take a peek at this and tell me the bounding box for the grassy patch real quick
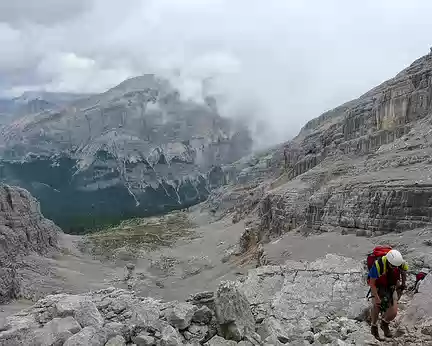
[81,211,197,259]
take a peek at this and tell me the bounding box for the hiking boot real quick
[371,325,382,340]
[381,320,393,338]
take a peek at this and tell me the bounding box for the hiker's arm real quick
[369,278,380,303]
[401,270,407,287]
[400,261,408,288]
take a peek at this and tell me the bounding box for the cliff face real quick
[0,184,60,303]
[0,75,252,232]
[207,51,432,240]
[259,52,432,238]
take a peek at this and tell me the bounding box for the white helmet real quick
[387,249,404,266]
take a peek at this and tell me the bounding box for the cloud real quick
[0,0,89,26]
[1,0,432,146]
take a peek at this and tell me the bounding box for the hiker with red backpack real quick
[367,246,408,340]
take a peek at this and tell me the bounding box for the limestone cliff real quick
[0,184,60,303]
[207,51,432,242]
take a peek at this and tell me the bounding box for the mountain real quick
[205,50,432,244]
[0,92,92,126]
[0,75,252,232]
[13,91,91,105]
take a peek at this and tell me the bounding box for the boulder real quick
[215,281,255,341]
[102,322,129,341]
[74,301,104,328]
[186,291,215,310]
[130,298,161,331]
[63,326,107,346]
[0,313,39,345]
[105,335,126,346]
[33,316,81,346]
[239,255,367,343]
[184,324,208,344]
[167,302,197,330]
[159,325,183,346]
[192,306,213,325]
[132,332,155,346]
[403,273,432,335]
[55,295,104,328]
[205,335,237,346]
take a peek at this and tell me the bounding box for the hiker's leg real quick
[370,296,382,339]
[383,291,398,322]
[371,296,380,325]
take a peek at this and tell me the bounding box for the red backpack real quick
[367,246,400,287]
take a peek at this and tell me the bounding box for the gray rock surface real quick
[204,52,432,245]
[0,184,59,261]
[239,254,368,344]
[0,75,252,231]
[159,324,183,346]
[0,184,60,303]
[1,258,432,345]
[33,316,81,346]
[205,335,237,345]
[132,332,155,346]
[215,281,255,341]
[62,326,107,346]
[105,335,126,346]
[192,306,213,325]
[403,273,432,335]
[167,302,197,330]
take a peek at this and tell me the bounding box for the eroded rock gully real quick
[1,254,431,345]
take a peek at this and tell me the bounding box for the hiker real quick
[368,248,408,339]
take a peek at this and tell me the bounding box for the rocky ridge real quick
[0,184,60,303]
[202,51,432,251]
[1,254,431,346]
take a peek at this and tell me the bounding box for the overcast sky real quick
[1,0,432,143]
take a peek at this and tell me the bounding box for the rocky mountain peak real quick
[0,74,252,231]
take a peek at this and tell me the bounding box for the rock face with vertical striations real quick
[206,51,432,244]
[0,184,60,303]
[0,75,252,232]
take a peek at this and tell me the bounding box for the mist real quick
[2,0,432,147]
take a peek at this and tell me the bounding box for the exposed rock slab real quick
[0,184,60,303]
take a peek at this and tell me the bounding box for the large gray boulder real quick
[215,281,255,341]
[167,302,198,330]
[192,306,213,325]
[33,316,81,346]
[55,295,104,328]
[403,273,432,335]
[105,335,126,346]
[205,335,237,346]
[159,324,183,346]
[238,254,368,344]
[63,326,107,346]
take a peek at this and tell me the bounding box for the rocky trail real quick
[1,189,432,345]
